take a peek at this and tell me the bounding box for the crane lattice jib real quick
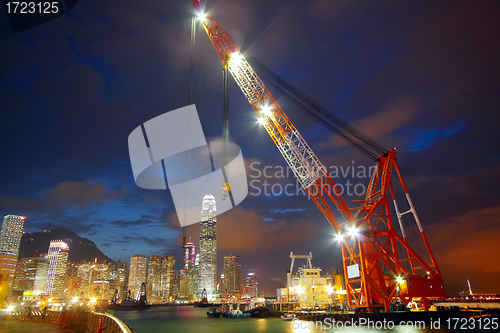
[193,1,353,223]
[194,0,446,311]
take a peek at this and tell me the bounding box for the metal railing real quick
[10,310,134,333]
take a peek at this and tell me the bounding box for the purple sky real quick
[1,0,499,296]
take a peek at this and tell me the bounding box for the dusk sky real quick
[1,1,499,296]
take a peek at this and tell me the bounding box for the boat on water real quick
[194,296,215,308]
[281,313,296,321]
[111,285,151,311]
[113,300,151,311]
[225,309,250,318]
[194,302,215,308]
[206,307,222,318]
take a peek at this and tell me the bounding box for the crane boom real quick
[193,0,445,311]
[193,1,353,226]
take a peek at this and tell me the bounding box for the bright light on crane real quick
[257,117,266,125]
[197,12,206,21]
[335,233,344,242]
[396,276,404,284]
[261,105,272,117]
[229,52,243,66]
[348,227,359,238]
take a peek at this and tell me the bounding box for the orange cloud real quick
[426,205,500,293]
[178,206,319,253]
[217,206,319,252]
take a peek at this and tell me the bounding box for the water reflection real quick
[115,307,460,333]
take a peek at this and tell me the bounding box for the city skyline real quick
[1,0,499,297]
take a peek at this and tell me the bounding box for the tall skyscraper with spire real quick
[199,194,217,300]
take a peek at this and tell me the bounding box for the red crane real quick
[193,0,445,311]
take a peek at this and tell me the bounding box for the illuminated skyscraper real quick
[77,263,92,298]
[115,260,128,300]
[223,255,241,298]
[0,215,26,254]
[0,215,26,291]
[12,257,49,293]
[183,241,196,270]
[193,253,200,299]
[178,269,189,298]
[161,256,175,301]
[44,240,69,297]
[129,255,147,300]
[90,263,111,300]
[245,273,258,298]
[199,194,217,300]
[147,255,162,303]
[180,239,196,299]
[0,253,17,293]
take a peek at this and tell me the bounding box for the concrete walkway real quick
[0,321,76,333]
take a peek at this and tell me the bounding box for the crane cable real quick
[247,57,390,161]
[183,9,197,241]
[222,56,235,205]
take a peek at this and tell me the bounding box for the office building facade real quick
[199,194,217,300]
[129,255,147,300]
[44,240,69,297]
[223,255,241,298]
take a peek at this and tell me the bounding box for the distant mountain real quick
[19,227,114,263]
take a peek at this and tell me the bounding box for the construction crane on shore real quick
[192,0,445,311]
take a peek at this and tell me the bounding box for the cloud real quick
[406,121,466,152]
[114,240,132,244]
[110,218,156,228]
[426,205,500,293]
[0,181,126,213]
[216,206,319,252]
[318,97,418,150]
[44,181,125,208]
[0,195,39,210]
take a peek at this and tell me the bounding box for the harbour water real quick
[114,306,489,332]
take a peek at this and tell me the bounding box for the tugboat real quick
[281,312,296,321]
[206,307,222,318]
[227,309,250,318]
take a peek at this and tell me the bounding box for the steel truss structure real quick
[193,0,445,311]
